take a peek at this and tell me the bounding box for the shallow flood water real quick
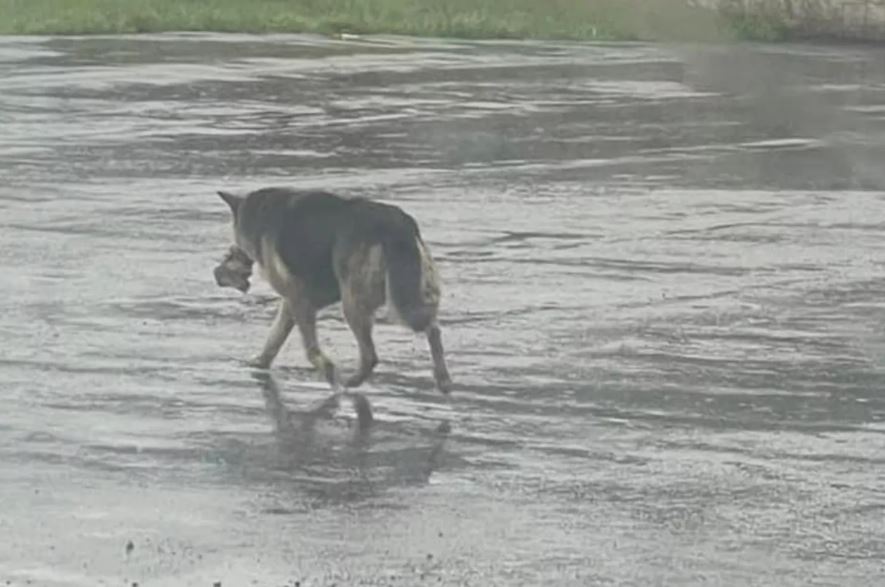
[1,33,885,586]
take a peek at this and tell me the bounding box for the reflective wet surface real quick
[1,33,885,585]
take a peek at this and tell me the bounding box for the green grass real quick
[0,0,741,41]
[716,2,791,42]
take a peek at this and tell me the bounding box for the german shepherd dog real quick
[213,187,452,394]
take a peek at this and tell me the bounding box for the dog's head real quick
[214,244,253,293]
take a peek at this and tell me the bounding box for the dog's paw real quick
[344,371,371,389]
[435,374,453,395]
[244,355,272,370]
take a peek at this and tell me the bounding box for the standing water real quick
[1,34,884,585]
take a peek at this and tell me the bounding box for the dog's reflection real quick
[251,371,452,491]
[253,370,372,447]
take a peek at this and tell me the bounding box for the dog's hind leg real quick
[382,234,452,393]
[342,294,378,389]
[426,321,452,394]
[290,297,340,389]
[248,299,294,369]
[337,244,385,389]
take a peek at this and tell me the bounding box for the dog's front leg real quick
[288,296,340,389]
[247,299,295,369]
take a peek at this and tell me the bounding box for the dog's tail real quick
[381,217,440,333]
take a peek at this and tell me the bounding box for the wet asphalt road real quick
[1,33,885,586]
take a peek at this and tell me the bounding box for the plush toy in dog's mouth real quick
[214,245,253,293]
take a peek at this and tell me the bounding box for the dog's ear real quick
[217,190,243,216]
